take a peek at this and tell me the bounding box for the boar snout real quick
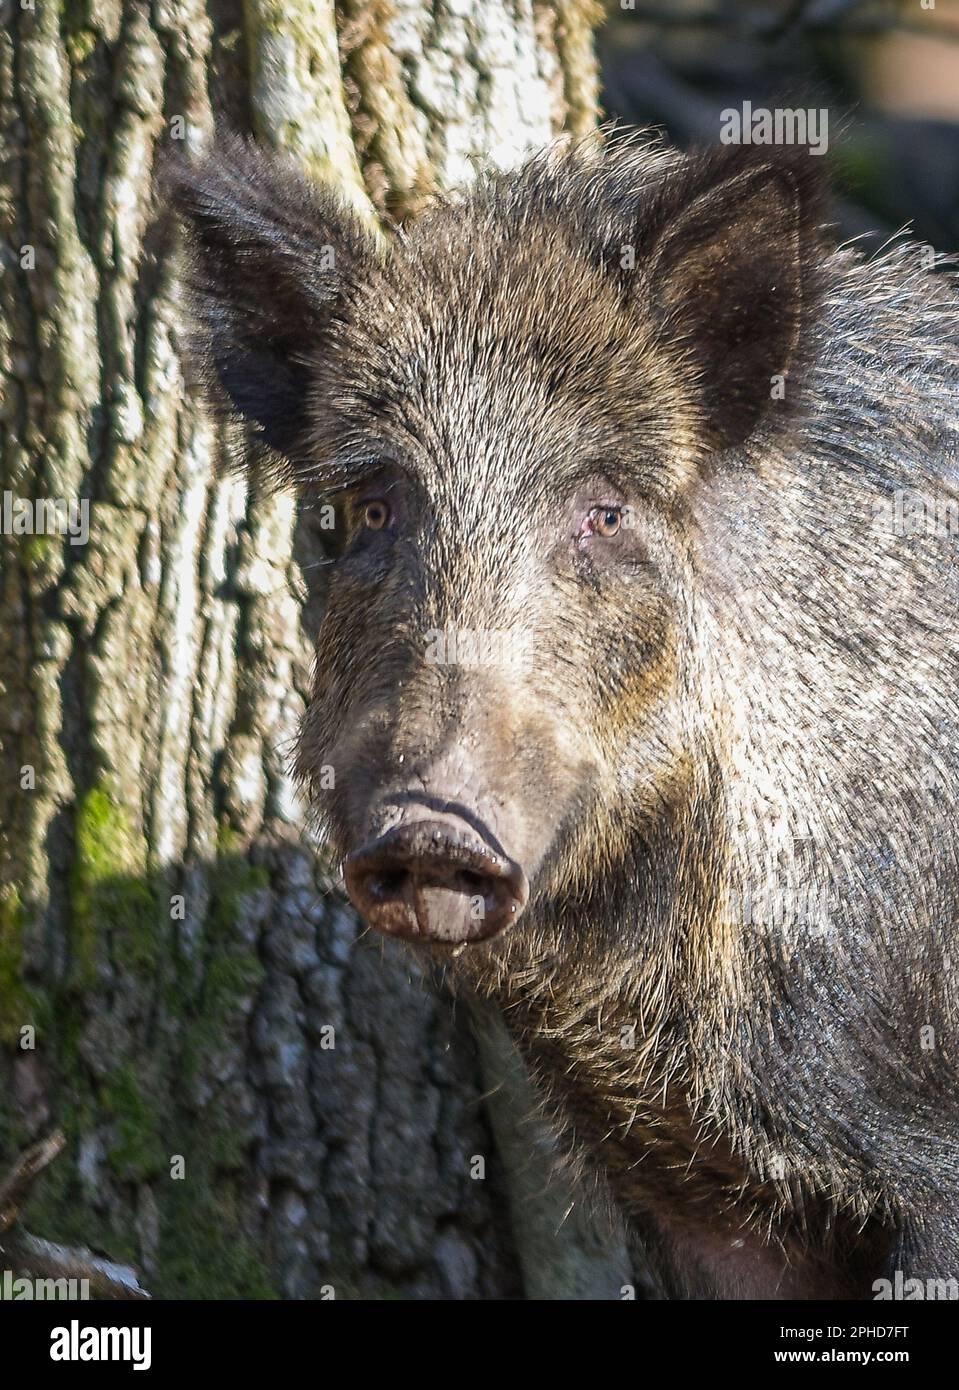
[344,815,529,944]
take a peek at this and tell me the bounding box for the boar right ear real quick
[168,138,379,465]
[642,149,827,453]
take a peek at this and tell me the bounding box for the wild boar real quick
[172,132,959,1299]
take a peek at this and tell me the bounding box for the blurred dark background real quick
[597,0,959,250]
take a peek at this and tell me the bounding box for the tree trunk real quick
[0,0,629,1299]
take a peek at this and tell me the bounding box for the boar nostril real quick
[369,870,406,900]
[344,817,528,945]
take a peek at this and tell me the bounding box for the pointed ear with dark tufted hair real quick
[637,147,829,452]
[167,136,380,466]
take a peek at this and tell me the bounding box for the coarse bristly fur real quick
[170,129,959,1299]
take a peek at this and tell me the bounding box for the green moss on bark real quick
[22,1150,139,1268]
[156,1164,280,1299]
[69,784,158,985]
[103,1062,168,1182]
[0,885,46,1046]
[19,830,276,1293]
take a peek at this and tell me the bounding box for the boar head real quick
[172,134,825,951]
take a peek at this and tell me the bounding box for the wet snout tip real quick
[343,816,528,945]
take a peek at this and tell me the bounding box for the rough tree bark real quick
[0,0,631,1298]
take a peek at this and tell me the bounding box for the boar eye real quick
[587,506,625,538]
[363,499,391,531]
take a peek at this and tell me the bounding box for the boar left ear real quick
[168,136,380,467]
[644,152,827,453]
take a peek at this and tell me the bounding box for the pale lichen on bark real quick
[244,0,373,217]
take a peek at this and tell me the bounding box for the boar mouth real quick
[344,817,529,945]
